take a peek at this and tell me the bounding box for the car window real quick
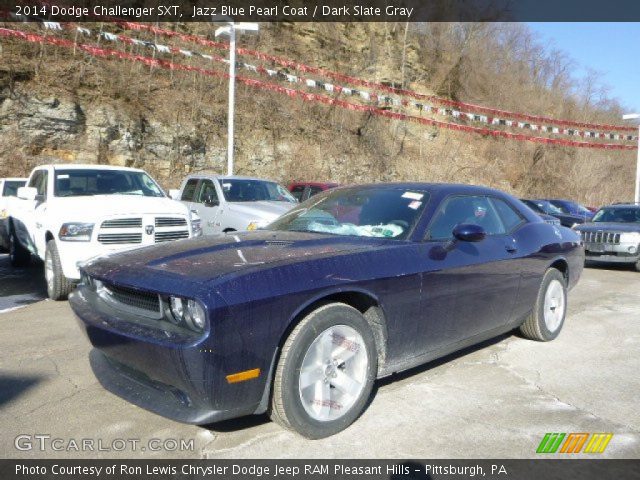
[54,169,163,197]
[427,195,506,240]
[290,186,306,202]
[308,186,324,197]
[592,207,640,223]
[181,178,199,201]
[491,198,525,232]
[219,179,297,203]
[195,180,218,204]
[2,180,26,197]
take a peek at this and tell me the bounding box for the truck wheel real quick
[519,268,567,342]
[45,240,75,301]
[270,303,377,439]
[9,229,30,267]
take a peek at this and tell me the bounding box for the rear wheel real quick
[270,303,377,439]
[45,240,75,301]
[9,229,30,267]
[519,268,567,341]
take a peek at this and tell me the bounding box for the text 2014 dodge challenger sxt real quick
[71,183,584,438]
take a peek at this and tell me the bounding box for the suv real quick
[0,177,27,250]
[172,175,297,235]
[8,165,202,300]
[574,203,640,271]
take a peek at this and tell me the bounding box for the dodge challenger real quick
[70,183,584,438]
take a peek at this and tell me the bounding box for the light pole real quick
[215,21,259,176]
[623,113,640,203]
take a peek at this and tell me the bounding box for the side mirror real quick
[168,189,180,200]
[452,223,486,243]
[204,194,219,207]
[17,186,38,201]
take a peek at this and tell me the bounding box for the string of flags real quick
[21,18,640,144]
[0,23,637,151]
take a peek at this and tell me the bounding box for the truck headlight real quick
[59,223,94,242]
[168,296,206,332]
[247,220,268,231]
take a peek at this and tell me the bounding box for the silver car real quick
[575,203,640,271]
[172,175,297,235]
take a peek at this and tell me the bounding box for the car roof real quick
[602,203,640,209]
[38,164,145,173]
[187,174,279,183]
[289,181,339,187]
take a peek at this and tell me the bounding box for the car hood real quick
[575,222,640,233]
[226,201,295,221]
[52,195,189,217]
[83,230,390,286]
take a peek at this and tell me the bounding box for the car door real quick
[416,194,523,351]
[190,179,222,235]
[16,169,48,253]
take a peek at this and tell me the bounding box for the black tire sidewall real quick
[535,269,567,341]
[280,305,377,439]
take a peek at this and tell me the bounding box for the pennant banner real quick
[0,25,637,152]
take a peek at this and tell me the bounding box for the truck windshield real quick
[2,180,26,197]
[218,179,296,203]
[592,207,640,223]
[54,170,165,197]
[266,186,429,240]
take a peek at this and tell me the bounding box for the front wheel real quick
[519,268,567,341]
[45,240,75,301]
[270,303,377,439]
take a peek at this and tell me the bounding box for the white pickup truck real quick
[170,175,297,235]
[8,164,202,300]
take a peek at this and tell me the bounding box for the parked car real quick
[288,182,339,202]
[7,164,201,300]
[0,177,27,251]
[545,199,594,221]
[171,175,297,235]
[71,183,583,438]
[574,203,640,271]
[521,199,586,228]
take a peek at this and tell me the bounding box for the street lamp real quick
[622,113,640,203]
[215,21,259,176]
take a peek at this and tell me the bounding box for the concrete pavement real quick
[0,265,638,458]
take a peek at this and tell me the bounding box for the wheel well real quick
[550,259,569,281]
[223,228,236,233]
[279,291,388,372]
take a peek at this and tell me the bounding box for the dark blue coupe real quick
[70,183,584,438]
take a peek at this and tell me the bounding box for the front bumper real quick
[584,242,640,264]
[69,287,266,425]
[58,241,151,280]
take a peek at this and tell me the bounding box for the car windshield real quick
[550,200,589,215]
[54,169,165,197]
[218,179,296,203]
[2,180,26,197]
[266,186,429,240]
[531,200,563,215]
[592,207,640,223]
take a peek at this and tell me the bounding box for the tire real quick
[270,303,377,439]
[9,229,30,267]
[519,268,567,341]
[45,240,75,301]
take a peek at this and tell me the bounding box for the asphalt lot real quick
[0,262,639,459]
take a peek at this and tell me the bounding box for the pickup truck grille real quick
[97,216,189,245]
[97,233,142,244]
[155,217,187,227]
[101,282,161,317]
[581,231,621,245]
[101,218,142,229]
[155,230,190,243]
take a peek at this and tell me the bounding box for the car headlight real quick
[59,223,94,242]
[168,296,206,332]
[190,212,203,237]
[620,232,640,243]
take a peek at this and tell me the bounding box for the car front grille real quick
[101,218,142,229]
[97,233,142,244]
[155,217,187,227]
[101,282,161,316]
[97,216,189,245]
[581,231,621,244]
